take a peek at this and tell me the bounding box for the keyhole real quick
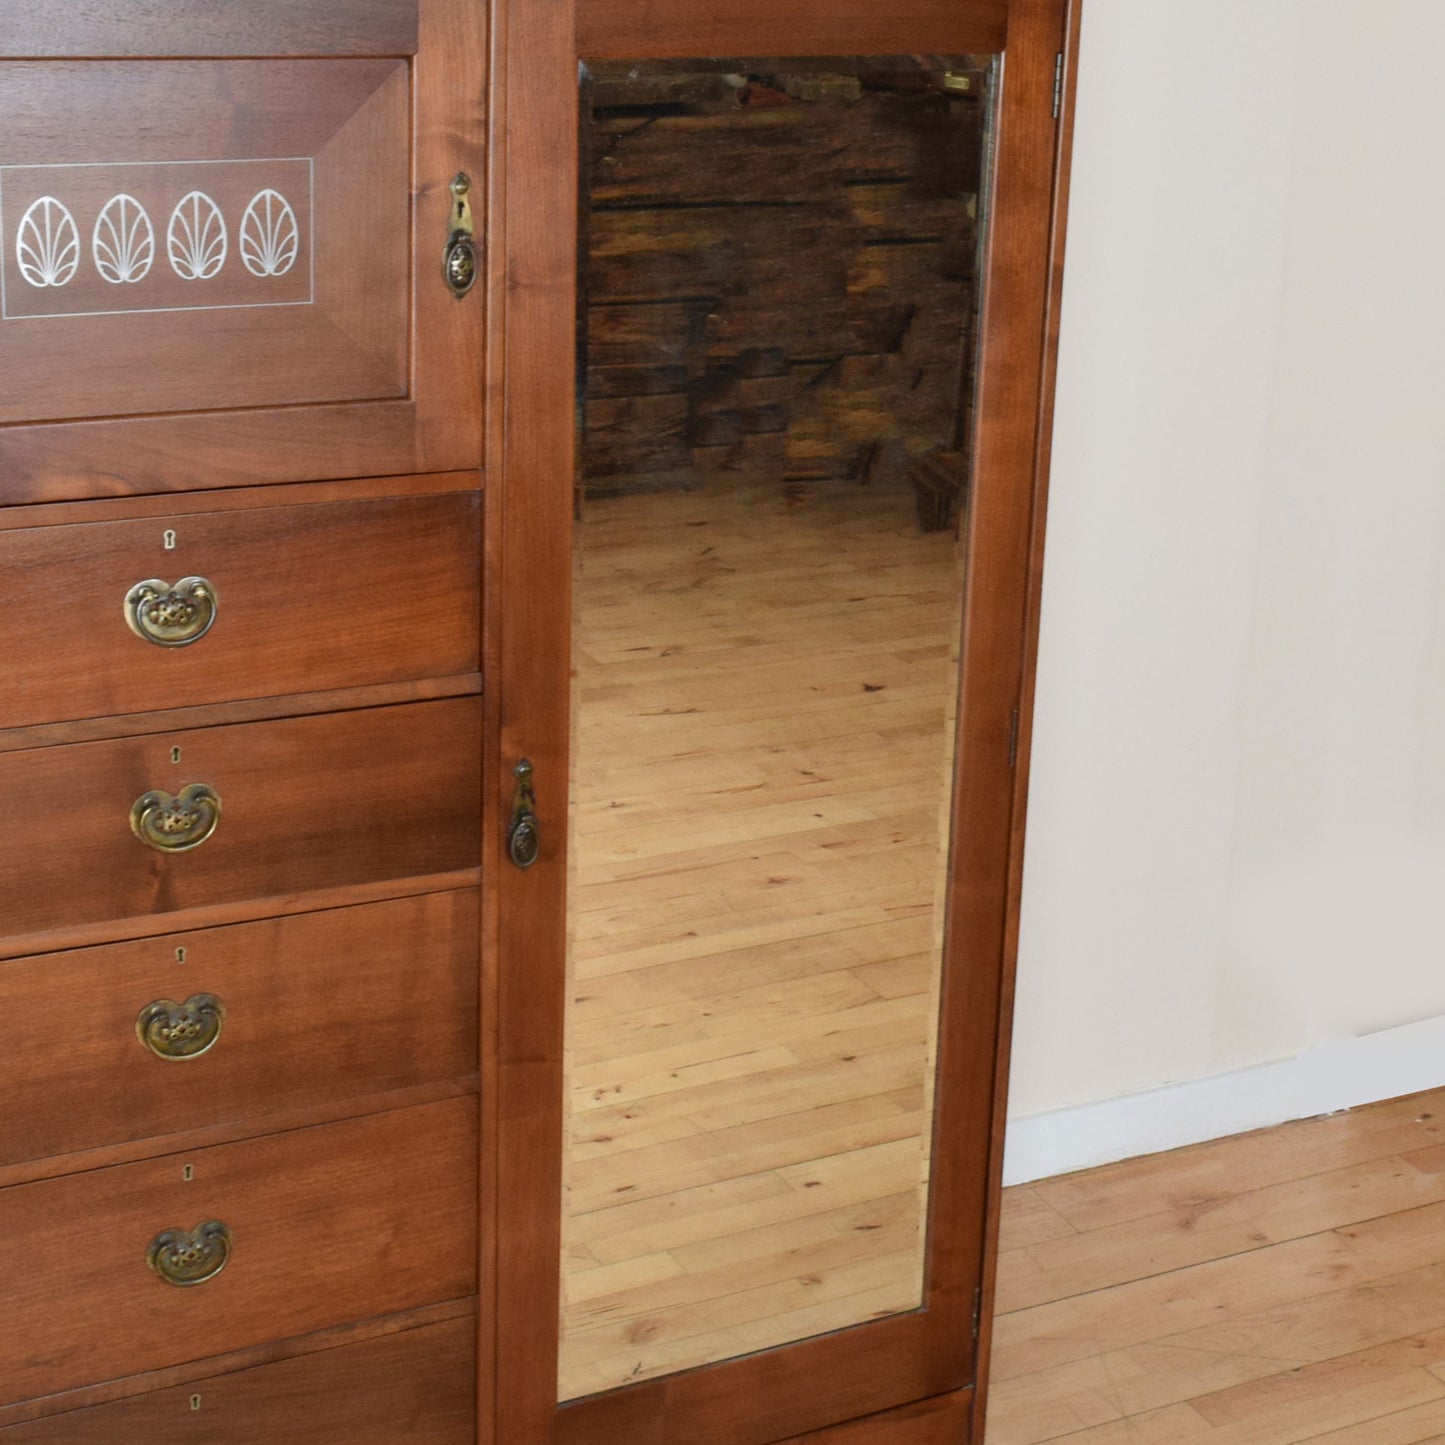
[190,1395,202,1412]
[163,529,177,550]
[182,1164,194,1183]
[171,746,182,764]
[176,946,187,964]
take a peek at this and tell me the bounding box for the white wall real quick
[1008,0,1445,1176]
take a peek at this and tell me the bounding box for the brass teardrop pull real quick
[131,783,221,853]
[443,172,478,298]
[136,993,225,1061]
[124,577,218,647]
[508,758,540,869]
[148,1220,232,1287]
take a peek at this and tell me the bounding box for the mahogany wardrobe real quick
[0,1,1077,1442]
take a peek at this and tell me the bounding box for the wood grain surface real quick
[0,1316,475,1443]
[0,1300,474,1430]
[783,1391,973,1443]
[0,2,420,57]
[972,1,1083,1437]
[0,490,481,730]
[0,891,479,1171]
[988,1090,1445,1445]
[0,697,481,949]
[577,0,1007,59]
[0,1097,477,1407]
[490,0,580,1435]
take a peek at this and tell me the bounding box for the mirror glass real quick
[561,54,998,1401]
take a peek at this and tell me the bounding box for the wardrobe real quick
[0,1,1076,1440]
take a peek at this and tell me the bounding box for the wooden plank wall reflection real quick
[581,59,986,508]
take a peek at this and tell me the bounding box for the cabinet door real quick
[489,0,1074,1441]
[0,1,483,502]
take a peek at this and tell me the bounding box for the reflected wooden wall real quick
[581,58,987,522]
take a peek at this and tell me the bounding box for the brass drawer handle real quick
[124,577,218,648]
[137,993,225,1061]
[131,783,221,853]
[148,1220,232,1288]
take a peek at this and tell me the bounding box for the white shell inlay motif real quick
[166,191,228,281]
[16,197,81,288]
[239,189,300,278]
[93,194,156,284]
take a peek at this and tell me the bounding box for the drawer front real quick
[0,1098,477,1406]
[0,697,480,946]
[0,489,481,731]
[0,891,479,1170]
[0,1317,476,1444]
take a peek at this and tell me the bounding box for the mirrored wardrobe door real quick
[488,2,1076,1442]
[562,50,994,1400]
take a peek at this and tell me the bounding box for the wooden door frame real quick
[483,1,1082,1439]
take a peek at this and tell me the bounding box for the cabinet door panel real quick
[490,0,1074,1440]
[0,0,483,501]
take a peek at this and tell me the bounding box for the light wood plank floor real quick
[559,476,964,1399]
[989,1088,1445,1444]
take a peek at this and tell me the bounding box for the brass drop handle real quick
[148,1220,232,1288]
[443,171,478,298]
[124,577,218,648]
[507,758,540,869]
[131,783,221,853]
[137,993,225,1061]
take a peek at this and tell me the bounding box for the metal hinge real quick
[1052,52,1064,119]
[972,1286,983,1339]
[1008,706,1020,770]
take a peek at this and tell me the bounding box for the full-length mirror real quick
[560,55,998,1401]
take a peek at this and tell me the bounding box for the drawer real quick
[0,891,478,1171]
[0,1097,477,1407]
[0,1316,476,1443]
[0,489,481,731]
[0,697,480,947]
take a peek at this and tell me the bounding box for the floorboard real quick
[988,1089,1445,1445]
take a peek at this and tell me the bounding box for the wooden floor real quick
[558,476,963,1399]
[989,1088,1445,1444]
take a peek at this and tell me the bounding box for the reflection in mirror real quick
[561,55,997,1401]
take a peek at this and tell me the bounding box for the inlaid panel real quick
[0,0,484,501]
[3,160,313,318]
[0,60,406,421]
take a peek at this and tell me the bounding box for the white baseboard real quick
[1002,1012,1445,1186]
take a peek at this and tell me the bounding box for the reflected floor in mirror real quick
[561,473,962,1397]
